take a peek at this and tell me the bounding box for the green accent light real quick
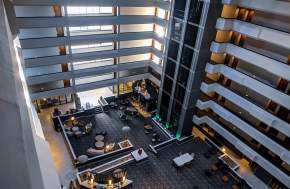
[153,114,160,121]
[176,132,181,139]
[165,123,170,129]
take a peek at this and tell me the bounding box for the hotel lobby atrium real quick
[0,0,289,189]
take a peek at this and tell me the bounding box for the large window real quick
[73,58,114,70]
[118,82,133,94]
[67,6,113,16]
[69,25,113,32]
[154,24,166,38]
[71,42,113,50]
[69,25,113,36]
[71,42,113,53]
[75,73,114,85]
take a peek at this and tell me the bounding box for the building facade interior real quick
[0,0,289,189]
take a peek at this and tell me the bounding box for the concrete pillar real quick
[0,1,60,188]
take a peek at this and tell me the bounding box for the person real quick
[138,148,143,155]
[53,108,61,116]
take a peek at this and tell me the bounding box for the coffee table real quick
[95,141,105,150]
[95,135,104,141]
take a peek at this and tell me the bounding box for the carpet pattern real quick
[69,109,237,189]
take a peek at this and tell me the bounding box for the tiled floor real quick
[38,103,76,187]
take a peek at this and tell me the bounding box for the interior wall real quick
[22,47,60,58]
[19,28,58,39]
[14,6,54,17]
[25,65,63,77]
[0,1,61,188]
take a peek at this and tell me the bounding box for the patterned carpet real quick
[68,108,168,167]
[70,109,236,189]
[124,139,235,189]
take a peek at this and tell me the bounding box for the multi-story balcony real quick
[193,114,290,187]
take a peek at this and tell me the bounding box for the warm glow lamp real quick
[222,147,226,153]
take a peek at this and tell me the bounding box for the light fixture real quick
[71,116,75,121]
[222,148,226,153]
[245,94,248,97]
[108,180,112,185]
[122,176,126,183]
[88,173,94,185]
[105,145,110,152]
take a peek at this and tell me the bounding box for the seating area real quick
[78,166,133,189]
[55,95,168,167]
[113,139,252,189]
[200,152,251,189]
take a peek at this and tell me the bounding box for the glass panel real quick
[188,0,204,24]
[165,58,176,78]
[161,91,170,109]
[173,0,187,19]
[174,84,185,104]
[160,106,168,123]
[180,46,194,69]
[67,6,112,16]
[172,100,182,116]
[168,40,179,60]
[177,66,189,86]
[163,76,173,93]
[184,24,199,47]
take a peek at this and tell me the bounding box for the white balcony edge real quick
[193,115,290,187]
[216,18,290,50]
[200,82,290,137]
[222,0,290,17]
[205,63,290,109]
[210,42,290,81]
[196,99,290,164]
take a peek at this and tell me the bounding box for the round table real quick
[72,126,79,132]
[95,141,105,150]
[95,135,104,141]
